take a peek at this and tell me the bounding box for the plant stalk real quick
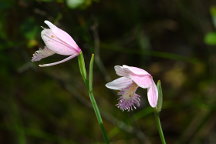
[154,112,166,144]
[78,53,109,144]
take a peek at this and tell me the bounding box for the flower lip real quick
[117,93,141,111]
[31,46,55,62]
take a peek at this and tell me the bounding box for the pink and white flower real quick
[32,20,81,67]
[106,65,158,111]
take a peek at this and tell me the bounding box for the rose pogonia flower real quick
[32,20,81,67]
[105,65,158,111]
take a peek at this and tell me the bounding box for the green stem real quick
[78,53,109,144]
[154,112,167,144]
[88,87,110,143]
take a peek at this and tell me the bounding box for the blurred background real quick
[0,0,216,143]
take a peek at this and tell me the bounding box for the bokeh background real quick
[1,0,216,143]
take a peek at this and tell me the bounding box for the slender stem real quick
[88,88,110,143]
[154,112,167,144]
[78,53,109,144]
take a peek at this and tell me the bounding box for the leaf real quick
[88,54,94,91]
[78,52,87,82]
[156,80,163,112]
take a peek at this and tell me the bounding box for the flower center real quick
[123,83,138,99]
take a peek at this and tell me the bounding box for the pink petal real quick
[41,29,79,55]
[147,80,158,107]
[44,20,80,52]
[123,65,150,75]
[105,77,133,90]
[39,54,78,67]
[129,75,152,88]
[114,65,131,77]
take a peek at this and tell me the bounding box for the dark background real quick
[1,0,216,143]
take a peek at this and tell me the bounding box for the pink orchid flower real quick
[32,20,81,67]
[106,65,158,111]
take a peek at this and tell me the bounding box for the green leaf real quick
[204,32,216,45]
[88,54,94,91]
[156,80,163,112]
[78,52,87,82]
